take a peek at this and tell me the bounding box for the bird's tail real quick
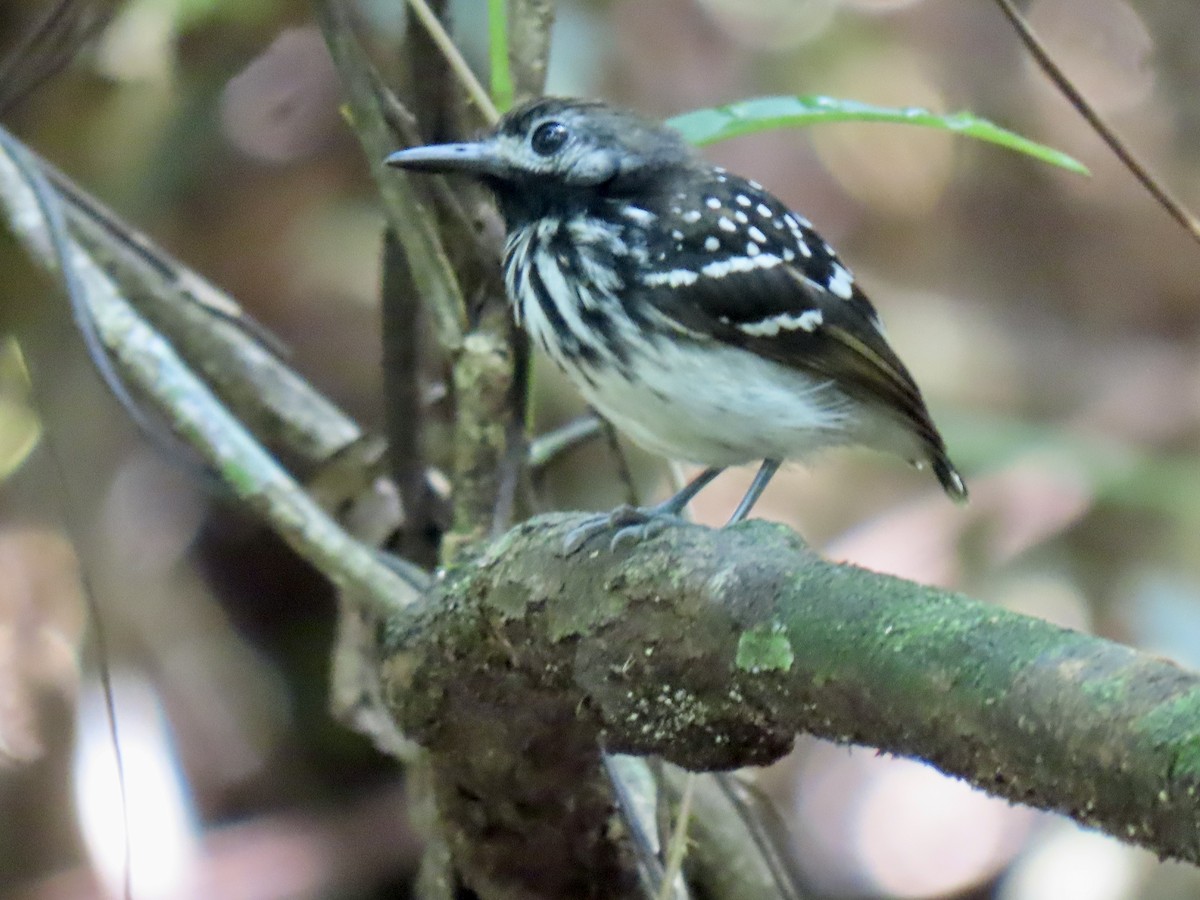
[932,453,969,504]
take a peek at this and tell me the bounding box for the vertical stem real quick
[488,0,515,113]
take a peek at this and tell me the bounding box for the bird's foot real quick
[562,504,685,555]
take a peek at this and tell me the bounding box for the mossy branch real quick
[381,512,1200,895]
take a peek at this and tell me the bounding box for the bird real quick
[385,97,966,551]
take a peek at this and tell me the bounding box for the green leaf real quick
[488,0,515,114]
[667,95,1089,176]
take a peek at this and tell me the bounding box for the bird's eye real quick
[530,121,569,156]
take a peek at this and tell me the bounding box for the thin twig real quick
[655,460,695,896]
[405,0,501,125]
[0,126,206,477]
[0,121,135,900]
[43,159,288,357]
[492,412,527,536]
[367,64,495,256]
[492,313,532,536]
[993,0,1200,246]
[314,0,469,352]
[381,229,444,566]
[656,773,696,900]
[45,152,362,467]
[0,136,422,618]
[603,755,674,900]
[486,0,515,113]
[527,414,604,469]
[711,772,806,900]
[0,0,114,115]
[505,0,556,104]
[602,418,641,507]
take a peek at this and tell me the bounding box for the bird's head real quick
[385,97,695,223]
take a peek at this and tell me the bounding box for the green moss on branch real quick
[385,513,1200,868]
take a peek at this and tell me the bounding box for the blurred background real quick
[2,0,1200,896]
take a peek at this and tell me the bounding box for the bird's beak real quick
[384,140,506,177]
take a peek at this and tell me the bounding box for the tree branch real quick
[506,0,556,105]
[314,0,523,565]
[381,512,1200,894]
[313,0,469,353]
[992,0,1200,246]
[45,159,363,468]
[0,128,420,619]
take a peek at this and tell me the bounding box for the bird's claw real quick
[609,516,671,550]
[561,505,683,555]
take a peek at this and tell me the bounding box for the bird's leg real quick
[562,466,724,554]
[726,459,781,525]
[650,465,725,516]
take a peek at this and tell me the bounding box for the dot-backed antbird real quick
[386,97,966,550]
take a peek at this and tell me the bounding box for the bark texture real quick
[382,512,1200,894]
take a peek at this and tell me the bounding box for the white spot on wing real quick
[736,194,751,207]
[718,216,737,232]
[738,308,823,337]
[748,226,767,244]
[624,206,657,226]
[683,210,702,223]
[701,253,782,278]
[704,236,720,252]
[644,269,700,288]
[706,197,721,209]
[827,263,854,300]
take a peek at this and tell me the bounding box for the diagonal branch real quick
[0,0,116,115]
[0,129,420,619]
[312,0,468,352]
[992,0,1200,246]
[315,0,520,563]
[44,156,364,467]
[405,0,499,124]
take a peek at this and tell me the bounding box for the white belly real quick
[570,337,860,467]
